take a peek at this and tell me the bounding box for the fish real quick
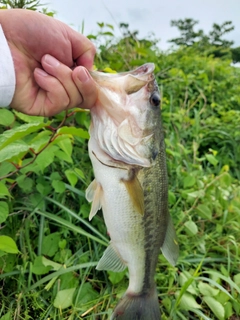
[86,63,179,319]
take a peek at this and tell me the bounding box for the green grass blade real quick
[44,196,108,243]
[28,262,98,291]
[35,209,108,246]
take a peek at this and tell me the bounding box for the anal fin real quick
[161,217,179,266]
[97,244,127,272]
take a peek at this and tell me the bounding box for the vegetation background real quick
[0,1,240,319]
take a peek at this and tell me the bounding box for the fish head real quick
[89,63,161,168]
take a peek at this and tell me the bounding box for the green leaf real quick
[59,272,79,290]
[219,172,232,187]
[36,182,52,196]
[184,220,198,235]
[179,271,198,295]
[108,270,126,285]
[224,301,233,319]
[0,121,51,151]
[35,145,57,171]
[50,172,62,181]
[74,168,85,180]
[97,22,104,28]
[14,111,45,123]
[198,282,219,296]
[0,141,29,162]
[205,154,218,166]
[32,256,53,275]
[0,312,11,320]
[52,180,66,193]
[176,292,202,310]
[183,175,196,188]
[75,283,99,307]
[233,273,240,286]
[106,23,114,30]
[65,169,78,187]
[203,296,225,320]
[0,201,9,223]
[57,126,89,139]
[0,109,15,126]
[187,190,205,199]
[196,204,212,219]
[42,233,61,257]
[215,291,230,305]
[168,190,176,205]
[57,137,72,158]
[42,256,62,270]
[0,235,19,253]
[16,176,33,193]
[53,288,76,309]
[0,162,16,177]
[30,131,52,152]
[55,150,73,163]
[0,181,11,198]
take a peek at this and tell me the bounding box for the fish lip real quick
[89,63,155,80]
[128,63,155,76]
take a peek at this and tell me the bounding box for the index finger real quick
[67,28,96,70]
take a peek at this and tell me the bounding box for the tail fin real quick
[111,287,161,320]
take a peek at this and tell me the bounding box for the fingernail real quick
[35,68,48,77]
[77,67,89,83]
[44,54,60,67]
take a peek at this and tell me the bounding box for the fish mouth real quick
[89,63,156,99]
[89,63,155,84]
[126,63,155,77]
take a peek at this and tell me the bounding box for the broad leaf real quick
[0,121,51,151]
[0,201,9,223]
[57,126,89,139]
[0,141,29,162]
[203,296,225,320]
[53,288,76,309]
[0,235,19,253]
[0,109,15,126]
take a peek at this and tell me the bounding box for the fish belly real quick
[91,153,146,294]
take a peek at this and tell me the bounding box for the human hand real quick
[0,9,97,116]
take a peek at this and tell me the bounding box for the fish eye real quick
[150,93,160,107]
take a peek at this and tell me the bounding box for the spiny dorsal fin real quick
[96,244,127,272]
[122,174,144,215]
[85,179,103,221]
[161,217,179,266]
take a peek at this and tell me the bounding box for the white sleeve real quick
[0,24,16,107]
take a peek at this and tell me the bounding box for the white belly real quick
[90,150,146,293]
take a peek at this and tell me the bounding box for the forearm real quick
[0,23,16,107]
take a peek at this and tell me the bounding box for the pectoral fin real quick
[122,175,144,215]
[86,179,103,221]
[161,217,179,266]
[96,244,127,272]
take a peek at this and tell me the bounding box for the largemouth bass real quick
[86,63,179,319]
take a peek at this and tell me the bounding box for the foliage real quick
[169,18,240,63]
[0,5,240,320]
[169,18,234,48]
